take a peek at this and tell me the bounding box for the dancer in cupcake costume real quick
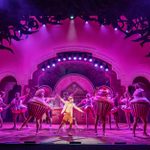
[10,92,27,129]
[130,86,150,136]
[57,96,84,136]
[94,86,114,135]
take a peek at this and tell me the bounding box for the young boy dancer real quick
[57,96,83,136]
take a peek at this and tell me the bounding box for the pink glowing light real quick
[43,24,46,27]
[84,58,87,61]
[63,58,66,61]
[42,68,45,71]
[58,58,61,62]
[73,57,77,60]
[68,57,72,60]
[105,68,109,71]
[114,28,118,31]
[52,63,56,67]
[100,65,103,69]
[89,58,93,62]
[47,65,50,68]
[94,64,98,67]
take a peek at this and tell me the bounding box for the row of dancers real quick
[0,84,150,136]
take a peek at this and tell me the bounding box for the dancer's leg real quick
[36,119,40,133]
[108,114,111,129]
[114,112,119,129]
[20,116,32,129]
[101,116,106,136]
[13,113,17,129]
[0,113,3,128]
[125,112,131,128]
[141,116,148,136]
[133,117,138,137]
[95,115,99,134]
[21,113,28,127]
[57,121,65,134]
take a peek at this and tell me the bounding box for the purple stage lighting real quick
[43,24,46,27]
[28,28,32,31]
[105,68,109,71]
[84,58,87,61]
[42,68,45,71]
[89,58,92,62]
[52,63,56,67]
[78,57,82,60]
[58,58,61,62]
[47,65,50,68]
[68,57,72,60]
[94,64,98,67]
[85,21,88,24]
[63,58,66,61]
[114,28,118,31]
[100,65,103,69]
[70,16,74,20]
[73,57,77,60]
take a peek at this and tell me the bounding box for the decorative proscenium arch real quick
[54,73,94,95]
[28,51,124,95]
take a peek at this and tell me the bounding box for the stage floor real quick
[0,123,150,145]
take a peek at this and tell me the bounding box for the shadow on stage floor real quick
[0,123,150,150]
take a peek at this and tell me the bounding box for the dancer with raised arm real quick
[57,95,84,136]
[10,92,27,129]
[77,93,95,128]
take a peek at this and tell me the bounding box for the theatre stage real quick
[0,123,150,145]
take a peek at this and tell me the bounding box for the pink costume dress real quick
[94,95,114,115]
[11,97,27,114]
[130,88,150,104]
[80,97,94,110]
[0,98,4,112]
[121,98,131,112]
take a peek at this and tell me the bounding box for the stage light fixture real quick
[114,27,118,31]
[84,58,87,61]
[73,57,77,60]
[42,24,46,27]
[100,65,103,69]
[89,58,93,62]
[47,65,50,68]
[42,68,45,71]
[94,63,98,67]
[105,68,109,71]
[68,57,72,60]
[78,57,82,60]
[63,58,66,61]
[70,15,74,20]
[52,63,56,67]
[58,58,61,62]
